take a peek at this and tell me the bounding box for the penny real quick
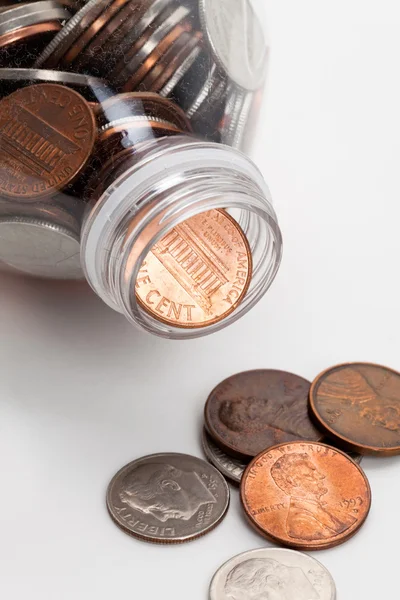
[135,209,252,329]
[205,370,323,460]
[0,22,62,50]
[0,83,96,200]
[309,362,400,456]
[106,452,230,544]
[209,548,336,600]
[241,441,371,550]
[202,427,248,484]
[199,0,267,91]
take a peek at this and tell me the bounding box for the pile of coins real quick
[107,361,400,597]
[0,0,265,330]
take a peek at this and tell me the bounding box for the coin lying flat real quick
[135,209,252,329]
[0,83,96,200]
[202,428,247,484]
[310,362,400,456]
[241,441,371,551]
[107,453,230,544]
[209,548,336,600]
[205,370,323,460]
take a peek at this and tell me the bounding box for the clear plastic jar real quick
[0,0,282,339]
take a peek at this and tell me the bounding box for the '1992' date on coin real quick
[0,83,96,200]
[241,441,371,551]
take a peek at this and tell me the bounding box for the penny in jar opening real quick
[241,441,371,551]
[135,209,252,329]
[309,362,400,456]
[0,83,96,200]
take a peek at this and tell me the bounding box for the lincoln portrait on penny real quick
[119,463,216,522]
[270,453,357,541]
[224,557,320,600]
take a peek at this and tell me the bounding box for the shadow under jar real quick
[0,0,282,339]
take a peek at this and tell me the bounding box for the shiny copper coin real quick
[205,370,323,460]
[0,21,62,48]
[309,362,400,456]
[135,209,252,329]
[241,441,371,550]
[0,83,96,200]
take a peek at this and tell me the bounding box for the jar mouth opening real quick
[81,138,282,339]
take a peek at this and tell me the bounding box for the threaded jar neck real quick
[81,137,282,339]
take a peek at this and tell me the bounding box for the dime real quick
[0,83,96,200]
[202,427,247,484]
[205,370,323,460]
[106,452,230,544]
[199,0,267,91]
[241,441,371,550]
[0,208,82,279]
[309,362,400,456]
[135,209,252,329]
[209,548,336,600]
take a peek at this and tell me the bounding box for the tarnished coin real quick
[310,362,400,456]
[205,370,323,460]
[241,441,371,550]
[135,209,252,329]
[202,428,247,484]
[199,0,267,90]
[0,83,96,200]
[210,548,336,600]
[107,453,230,544]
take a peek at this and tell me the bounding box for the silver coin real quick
[0,211,83,279]
[202,428,247,484]
[159,41,201,98]
[107,452,230,544]
[34,0,106,67]
[113,4,191,88]
[0,1,69,35]
[186,62,220,119]
[210,548,336,600]
[199,0,267,91]
[100,114,178,132]
[219,84,254,150]
[0,67,103,87]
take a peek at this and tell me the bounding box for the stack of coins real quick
[0,1,72,67]
[106,360,400,596]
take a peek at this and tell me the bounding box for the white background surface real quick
[0,1,399,598]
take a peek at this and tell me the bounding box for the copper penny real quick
[205,370,323,460]
[0,83,96,200]
[135,209,252,329]
[241,441,371,550]
[309,362,400,456]
[0,21,62,48]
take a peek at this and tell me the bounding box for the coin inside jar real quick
[135,209,252,329]
[0,83,96,201]
[205,370,323,460]
[106,452,230,544]
[309,362,400,456]
[241,441,371,551]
